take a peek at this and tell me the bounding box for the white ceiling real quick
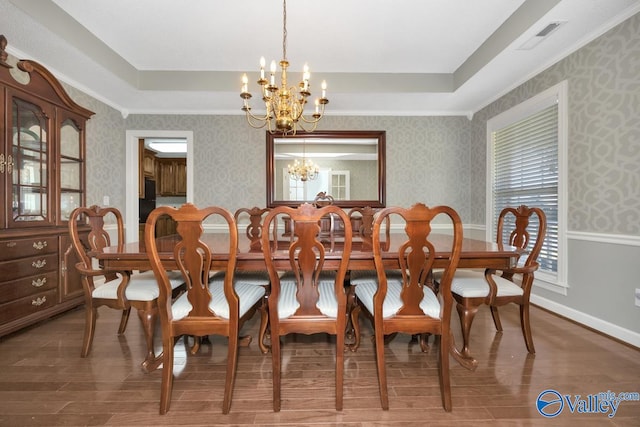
[2,0,639,117]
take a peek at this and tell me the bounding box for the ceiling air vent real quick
[518,21,566,50]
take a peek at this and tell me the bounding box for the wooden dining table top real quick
[95,232,522,272]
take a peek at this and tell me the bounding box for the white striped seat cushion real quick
[433,270,524,298]
[92,270,184,301]
[210,270,270,287]
[171,280,266,320]
[349,269,403,285]
[354,276,440,319]
[277,271,341,319]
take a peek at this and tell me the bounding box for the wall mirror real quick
[267,130,386,208]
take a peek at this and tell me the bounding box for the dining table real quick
[93,231,522,371]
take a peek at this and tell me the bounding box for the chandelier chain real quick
[282,0,287,61]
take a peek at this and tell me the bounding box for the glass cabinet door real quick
[10,97,52,226]
[59,118,83,221]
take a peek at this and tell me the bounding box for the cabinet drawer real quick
[0,253,59,281]
[0,271,58,304]
[0,236,58,261]
[0,289,58,325]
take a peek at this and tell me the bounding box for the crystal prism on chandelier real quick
[240,0,328,135]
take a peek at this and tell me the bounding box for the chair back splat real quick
[235,206,271,252]
[261,203,352,411]
[145,203,265,414]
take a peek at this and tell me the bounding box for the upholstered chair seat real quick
[435,270,524,298]
[278,271,340,318]
[92,270,183,301]
[172,280,265,321]
[354,277,441,319]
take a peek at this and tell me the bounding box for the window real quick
[487,81,567,292]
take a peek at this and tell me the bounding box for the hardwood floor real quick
[0,302,638,426]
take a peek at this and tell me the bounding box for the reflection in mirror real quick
[267,131,385,208]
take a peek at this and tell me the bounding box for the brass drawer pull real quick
[32,296,47,306]
[32,241,48,250]
[32,259,47,269]
[32,277,47,287]
[6,241,16,248]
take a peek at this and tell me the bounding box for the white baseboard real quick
[531,294,640,348]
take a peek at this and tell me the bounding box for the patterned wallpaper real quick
[470,12,640,235]
[123,115,473,223]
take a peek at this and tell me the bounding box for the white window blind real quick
[492,104,558,273]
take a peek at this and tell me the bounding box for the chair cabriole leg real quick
[520,303,535,353]
[117,308,131,334]
[490,305,503,331]
[455,300,480,359]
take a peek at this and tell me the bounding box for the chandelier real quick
[240,0,328,135]
[287,138,318,181]
[288,158,319,181]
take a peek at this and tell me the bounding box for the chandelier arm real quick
[297,115,322,125]
[244,114,269,130]
[243,103,271,123]
[293,120,319,133]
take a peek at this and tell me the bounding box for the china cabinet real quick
[0,35,94,336]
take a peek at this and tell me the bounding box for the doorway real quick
[125,130,194,243]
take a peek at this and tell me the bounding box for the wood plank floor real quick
[0,302,638,426]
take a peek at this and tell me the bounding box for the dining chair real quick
[312,191,339,246]
[261,203,352,411]
[207,206,272,354]
[347,206,377,238]
[145,203,266,414]
[345,206,395,344]
[435,205,546,357]
[68,205,184,372]
[347,205,391,265]
[312,191,335,207]
[351,203,463,411]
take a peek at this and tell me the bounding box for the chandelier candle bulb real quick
[260,57,266,80]
[270,60,276,86]
[303,63,309,91]
[241,74,248,94]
